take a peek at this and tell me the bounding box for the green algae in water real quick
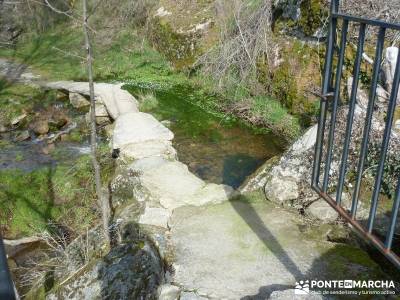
[124,84,284,188]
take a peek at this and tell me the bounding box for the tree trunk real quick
[82,0,110,246]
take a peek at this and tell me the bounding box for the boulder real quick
[69,92,90,108]
[119,140,177,160]
[14,130,30,142]
[157,284,180,300]
[129,157,235,210]
[306,199,338,222]
[47,242,163,300]
[383,47,400,104]
[11,113,27,126]
[291,124,317,155]
[50,110,70,128]
[44,81,139,119]
[31,120,49,135]
[0,123,7,133]
[4,236,42,259]
[347,77,369,110]
[264,175,299,204]
[395,119,400,131]
[239,156,279,193]
[113,112,174,149]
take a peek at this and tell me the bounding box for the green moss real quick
[258,39,322,127]
[298,0,328,36]
[323,244,386,280]
[149,18,198,69]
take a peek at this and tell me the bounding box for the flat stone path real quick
[21,78,385,299]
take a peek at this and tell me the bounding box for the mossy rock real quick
[273,0,328,37]
[298,0,328,36]
[258,38,322,127]
[149,17,199,69]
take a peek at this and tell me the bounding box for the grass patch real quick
[0,144,114,238]
[250,95,301,141]
[137,92,159,112]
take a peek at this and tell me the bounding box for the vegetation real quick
[0,0,304,142]
[0,145,113,239]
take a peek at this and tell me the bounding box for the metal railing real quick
[312,0,400,268]
[0,235,16,300]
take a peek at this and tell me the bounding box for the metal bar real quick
[368,49,400,233]
[312,0,339,189]
[351,27,386,217]
[385,176,400,250]
[312,185,400,269]
[322,20,349,192]
[0,236,16,300]
[333,13,400,31]
[335,23,366,205]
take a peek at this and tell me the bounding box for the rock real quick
[119,140,177,160]
[347,77,369,110]
[157,284,180,300]
[376,84,389,103]
[31,120,49,135]
[306,199,338,222]
[395,119,400,131]
[190,183,237,207]
[56,91,68,101]
[95,102,109,117]
[383,47,400,104]
[47,242,163,300]
[69,92,90,108]
[264,175,299,204]
[103,123,115,139]
[14,130,30,142]
[169,200,379,299]
[85,111,110,126]
[155,6,172,17]
[86,103,111,125]
[161,120,172,127]
[11,113,27,126]
[44,81,139,119]
[291,124,317,155]
[239,156,279,193]
[113,112,173,149]
[130,157,235,210]
[139,206,171,229]
[130,157,203,209]
[0,124,7,133]
[50,110,70,128]
[384,47,399,88]
[4,236,42,259]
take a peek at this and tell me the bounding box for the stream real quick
[124,84,284,188]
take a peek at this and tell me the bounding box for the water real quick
[124,84,284,188]
[0,140,91,172]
